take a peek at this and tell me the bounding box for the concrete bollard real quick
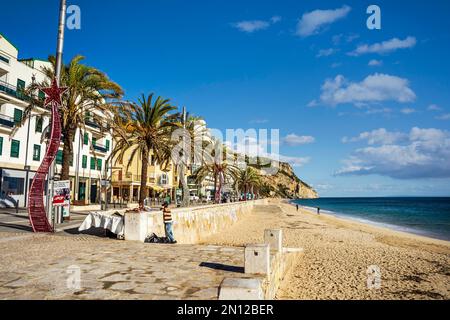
[124,211,148,242]
[245,243,270,275]
[219,278,263,300]
[264,229,282,252]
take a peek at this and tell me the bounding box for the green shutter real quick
[10,140,20,158]
[35,117,43,133]
[33,145,41,161]
[90,157,95,170]
[13,109,23,125]
[38,90,45,101]
[97,158,102,171]
[69,154,74,166]
[0,137,3,156]
[16,79,25,99]
[82,155,87,169]
[83,132,89,145]
[92,137,97,146]
[56,150,63,164]
[106,140,110,151]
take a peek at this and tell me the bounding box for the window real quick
[16,79,25,99]
[97,158,102,171]
[56,150,63,164]
[0,137,2,156]
[69,153,74,166]
[10,140,20,158]
[82,155,87,169]
[106,140,110,151]
[33,145,41,161]
[13,108,23,125]
[83,132,89,145]
[160,173,168,185]
[92,137,97,146]
[90,157,95,170]
[0,55,9,64]
[2,177,25,195]
[38,90,45,101]
[35,117,43,133]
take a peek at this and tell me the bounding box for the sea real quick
[292,197,450,241]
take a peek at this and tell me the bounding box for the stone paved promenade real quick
[0,231,249,300]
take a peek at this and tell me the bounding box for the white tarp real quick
[78,211,124,236]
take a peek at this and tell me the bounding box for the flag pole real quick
[46,0,67,225]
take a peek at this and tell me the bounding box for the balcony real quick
[93,143,108,153]
[0,113,15,128]
[85,118,101,129]
[0,79,29,102]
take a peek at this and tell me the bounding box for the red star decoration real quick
[42,78,67,107]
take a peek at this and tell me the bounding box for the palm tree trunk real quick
[139,149,149,208]
[213,173,218,204]
[180,165,190,206]
[60,127,75,181]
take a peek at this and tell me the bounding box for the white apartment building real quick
[0,33,113,208]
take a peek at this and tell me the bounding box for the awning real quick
[150,186,165,192]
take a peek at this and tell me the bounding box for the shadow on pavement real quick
[62,226,119,239]
[199,262,244,273]
[0,222,33,232]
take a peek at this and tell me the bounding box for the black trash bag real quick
[145,233,169,243]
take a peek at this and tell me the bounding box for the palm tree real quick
[234,167,261,201]
[111,93,179,207]
[193,139,239,204]
[16,55,123,180]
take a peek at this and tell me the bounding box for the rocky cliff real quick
[257,162,318,199]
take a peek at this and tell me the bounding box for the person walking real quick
[296,204,299,212]
[162,201,177,244]
[317,207,321,215]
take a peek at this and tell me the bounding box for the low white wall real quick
[124,199,268,244]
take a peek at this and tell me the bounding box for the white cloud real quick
[225,135,310,169]
[427,104,442,111]
[316,48,338,57]
[365,107,392,115]
[342,128,407,145]
[400,107,416,114]
[232,20,270,33]
[332,33,359,45]
[283,134,315,146]
[270,16,282,23]
[331,62,342,68]
[337,127,450,179]
[436,113,450,120]
[318,73,416,106]
[368,59,383,67]
[349,36,416,56]
[307,100,318,107]
[296,5,351,37]
[232,16,281,33]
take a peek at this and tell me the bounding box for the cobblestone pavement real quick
[0,231,248,300]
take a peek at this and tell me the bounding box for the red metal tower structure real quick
[28,79,67,232]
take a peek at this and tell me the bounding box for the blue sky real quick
[2,0,450,196]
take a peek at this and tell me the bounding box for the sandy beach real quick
[201,199,450,300]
